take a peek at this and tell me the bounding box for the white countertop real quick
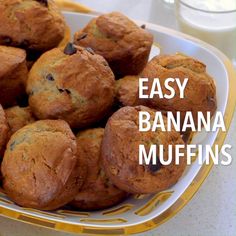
[0,1,235,235]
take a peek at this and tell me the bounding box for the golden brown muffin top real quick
[0,0,66,51]
[0,46,26,77]
[102,106,187,194]
[71,128,127,210]
[115,75,141,107]
[74,12,153,61]
[140,54,217,125]
[5,106,35,135]
[141,54,206,78]
[27,44,115,128]
[1,119,83,210]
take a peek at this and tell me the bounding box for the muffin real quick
[0,0,66,52]
[74,12,153,78]
[140,54,217,126]
[115,75,141,106]
[71,128,127,210]
[0,46,28,108]
[5,106,35,136]
[0,104,9,157]
[26,22,71,70]
[102,106,187,194]
[27,43,115,129]
[1,120,86,210]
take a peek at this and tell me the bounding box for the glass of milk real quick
[176,0,236,66]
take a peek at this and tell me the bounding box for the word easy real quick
[139,78,189,99]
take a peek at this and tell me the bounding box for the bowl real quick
[0,12,235,235]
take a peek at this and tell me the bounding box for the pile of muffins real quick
[0,0,216,211]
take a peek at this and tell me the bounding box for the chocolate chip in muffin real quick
[20,40,30,48]
[76,33,88,42]
[147,158,162,174]
[207,96,216,107]
[85,47,95,55]
[182,129,192,144]
[64,43,77,55]
[58,88,64,93]
[29,91,34,96]
[65,89,71,94]
[36,0,48,7]
[1,36,12,44]
[140,24,146,29]
[102,61,109,66]
[57,88,71,94]
[46,74,54,81]
[10,141,16,151]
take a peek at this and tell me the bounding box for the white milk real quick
[177,0,236,66]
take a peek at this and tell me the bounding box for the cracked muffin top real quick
[0,0,66,52]
[71,128,127,210]
[102,106,187,194]
[27,43,115,129]
[0,104,9,157]
[74,12,153,78]
[1,119,86,210]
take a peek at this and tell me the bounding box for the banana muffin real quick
[71,128,127,210]
[140,54,217,126]
[102,106,187,194]
[74,12,153,78]
[0,0,66,52]
[26,23,71,70]
[0,46,28,108]
[0,105,9,157]
[1,120,86,210]
[115,75,141,107]
[5,106,35,136]
[27,43,115,128]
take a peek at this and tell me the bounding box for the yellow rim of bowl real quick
[0,22,236,235]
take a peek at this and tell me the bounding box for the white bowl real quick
[0,12,235,235]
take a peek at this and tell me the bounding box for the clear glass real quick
[176,0,236,67]
[163,0,175,4]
